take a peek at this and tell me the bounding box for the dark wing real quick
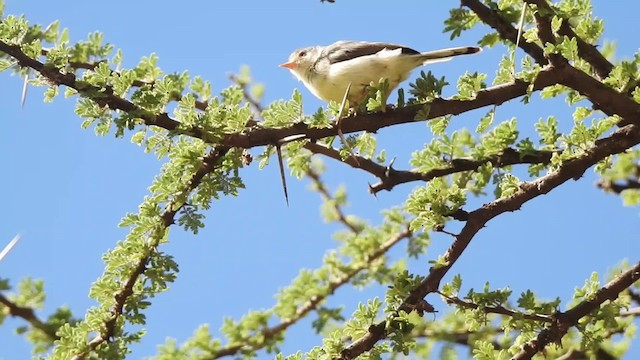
[322,41,420,64]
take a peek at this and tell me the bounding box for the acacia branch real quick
[512,261,640,360]
[340,124,640,359]
[306,142,554,194]
[524,0,566,67]
[208,227,413,359]
[462,0,640,124]
[413,326,502,348]
[523,0,613,78]
[306,168,362,233]
[460,0,546,64]
[559,63,640,125]
[39,47,211,110]
[438,292,553,323]
[14,38,636,158]
[0,293,59,341]
[0,42,196,137]
[1,39,563,150]
[596,178,640,194]
[71,146,230,359]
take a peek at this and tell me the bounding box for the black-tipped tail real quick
[419,46,482,63]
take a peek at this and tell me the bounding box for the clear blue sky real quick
[1,1,638,359]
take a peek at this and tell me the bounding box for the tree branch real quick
[512,261,640,359]
[306,168,362,233]
[71,146,230,359]
[597,178,640,194]
[0,39,564,150]
[523,0,614,78]
[463,0,640,124]
[208,227,413,359]
[305,142,554,194]
[460,0,546,64]
[0,292,59,341]
[340,124,640,359]
[439,292,554,323]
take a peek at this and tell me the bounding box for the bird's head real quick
[279,46,322,80]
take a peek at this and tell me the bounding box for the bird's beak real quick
[279,61,296,69]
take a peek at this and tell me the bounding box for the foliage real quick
[0,0,639,359]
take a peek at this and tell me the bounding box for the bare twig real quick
[306,168,361,234]
[228,73,289,205]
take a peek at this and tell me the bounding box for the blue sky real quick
[1,1,638,359]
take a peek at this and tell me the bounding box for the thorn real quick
[279,133,307,144]
[21,70,30,109]
[275,144,289,206]
[385,157,397,177]
[513,4,527,76]
[368,183,378,197]
[0,234,22,262]
[335,82,360,166]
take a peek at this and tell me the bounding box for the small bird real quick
[280,41,482,105]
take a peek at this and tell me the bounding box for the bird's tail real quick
[418,46,482,65]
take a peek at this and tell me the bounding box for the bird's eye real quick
[298,50,307,58]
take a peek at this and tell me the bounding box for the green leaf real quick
[444,8,479,39]
[428,116,450,136]
[551,16,563,33]
[408,71,448,102]
[476,108,495,133]
[0,59,12,72]
[262,89,303,127]
[44,85,59,103]
[131,129,146,145]
[455,72,487,100]
[535,116,559,146]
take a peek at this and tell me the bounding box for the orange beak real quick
[279,62,296,69]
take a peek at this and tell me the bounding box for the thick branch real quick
[0,41,196,137]
[0,39,563,150]
[524,0,614,78]
[340,124,640,359]
[512,262,640,360]
[559,64,640,125]
[460,0,546,63]
[223,67,560,148]
[463,0,640,124]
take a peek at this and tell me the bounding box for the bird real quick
[280,41,482,105]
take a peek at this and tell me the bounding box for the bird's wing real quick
[322,41,420,65]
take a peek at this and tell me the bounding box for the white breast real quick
[309,48,423,103]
